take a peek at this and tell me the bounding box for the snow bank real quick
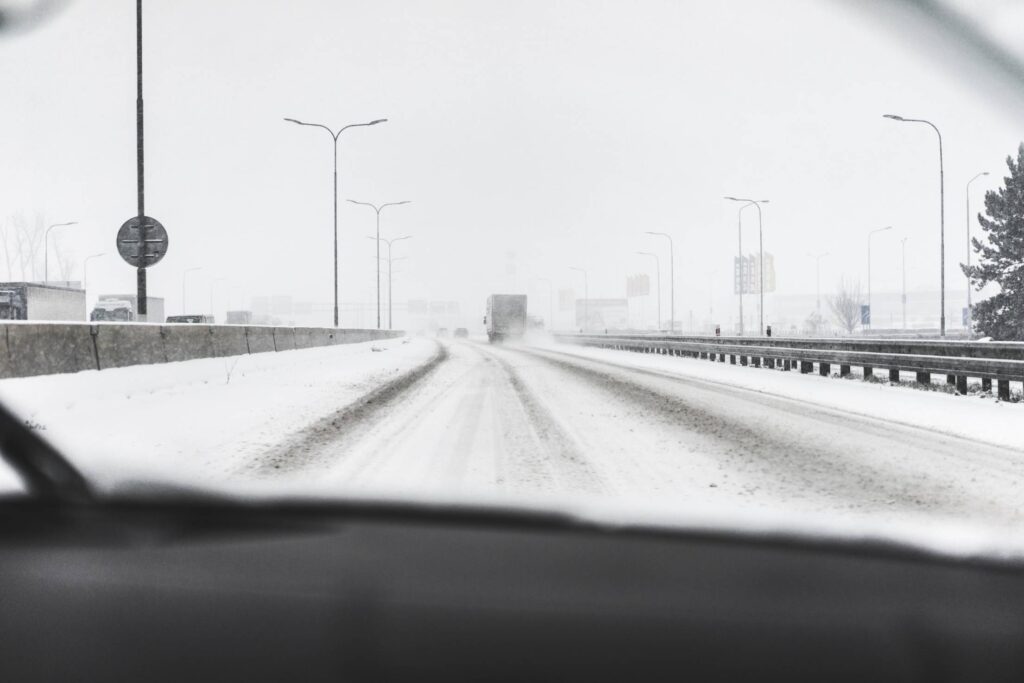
[0,336,437,493]
[535,340,1024,451]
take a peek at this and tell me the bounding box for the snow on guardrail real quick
[554,333,1024,400]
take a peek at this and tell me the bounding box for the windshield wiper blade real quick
[0,400,93,503]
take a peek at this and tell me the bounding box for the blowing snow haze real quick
[1,0,1022,331]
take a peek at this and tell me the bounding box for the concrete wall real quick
[0,323,401,379]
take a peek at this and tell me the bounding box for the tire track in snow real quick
[506,344,1024,522]
[476,344,607,494]
[249,341,447,475]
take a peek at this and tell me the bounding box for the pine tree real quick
[963,143,1024,340]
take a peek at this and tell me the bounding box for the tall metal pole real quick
[635,252,661,329]
[83,253,106,293]
[725,197,769,335]
[645,232,674,333]
[43,221,77,283]
[883,114,946,336]
[737,211,744,335]
[348,200,410,329]
[901,237,908,329]
[136,0,147,316]
[284,117,387,327]
[965,171,989,328]
[867,226,892,331]
[381,235,410,330]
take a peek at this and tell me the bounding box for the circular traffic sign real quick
[116,215,168,268]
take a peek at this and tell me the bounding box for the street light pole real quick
[645,232,675,333]
[901,237,908,330]
[883,114,946,336]
[283,116,387,327]
[377,235,411,330]
[349,199,411,329]
[725,197,769,335]
[569,267,588,331]
[867,226,893,330]
[43,221,77,283]
[635,251,661,330]
[182,266,202,315]
[83,252,106,293]
[965,171,989,328]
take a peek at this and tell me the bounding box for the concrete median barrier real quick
[245,326,275,354]
[0,326,13,379]
[94,323,166,370]
[211,326,249,358]
[272,327,296,351]
[6,323,97,377]
[292,328,316,349]
[0,322,403,378]
[162,325,216,362]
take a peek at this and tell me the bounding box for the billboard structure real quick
[575,298,629,331]
[733,253,776,294]
[626,274,650,298]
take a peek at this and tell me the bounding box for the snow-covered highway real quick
[3,335,1024,530]
[256,338,1024,526]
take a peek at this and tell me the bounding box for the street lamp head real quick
[369,119,388,125]
[883,114,905,121]
[981,171,990,176]
[283,117,303,125]
[724,197,769,204]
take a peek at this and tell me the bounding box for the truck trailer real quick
[0,283,85,321]
[484,294,527,343]
[91,294,165,323]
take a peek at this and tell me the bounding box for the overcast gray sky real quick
[2,0,1021,328]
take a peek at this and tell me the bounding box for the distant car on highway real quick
[454,327,469,338]
[166,314,215,324]
[436,327,450,338]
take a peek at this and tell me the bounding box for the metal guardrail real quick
[553,333,1024,400]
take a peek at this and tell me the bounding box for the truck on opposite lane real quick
[0,282,85,321]
[484,294,527,343]
[90,294,165,323]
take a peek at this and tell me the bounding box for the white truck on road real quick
[484,294,527,343]
[90,294,165,323]
[0,283,85,321]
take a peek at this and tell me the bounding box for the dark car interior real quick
[3,400,1024,682]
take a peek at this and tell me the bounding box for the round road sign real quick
[116,215,168,268]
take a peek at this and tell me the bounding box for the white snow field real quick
[0,336,437,491]
[2,335,1024,538]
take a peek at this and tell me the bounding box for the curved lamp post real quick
[965,171,989,327]
[884,114,946,335]
[644,232,675,333]
[283,116,387,327]
[725,197,769,335]
[349,199,411,329]
[44,221,77,283]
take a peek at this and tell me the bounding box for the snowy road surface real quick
[3,336,1024,529]
[252,338,1024,527]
